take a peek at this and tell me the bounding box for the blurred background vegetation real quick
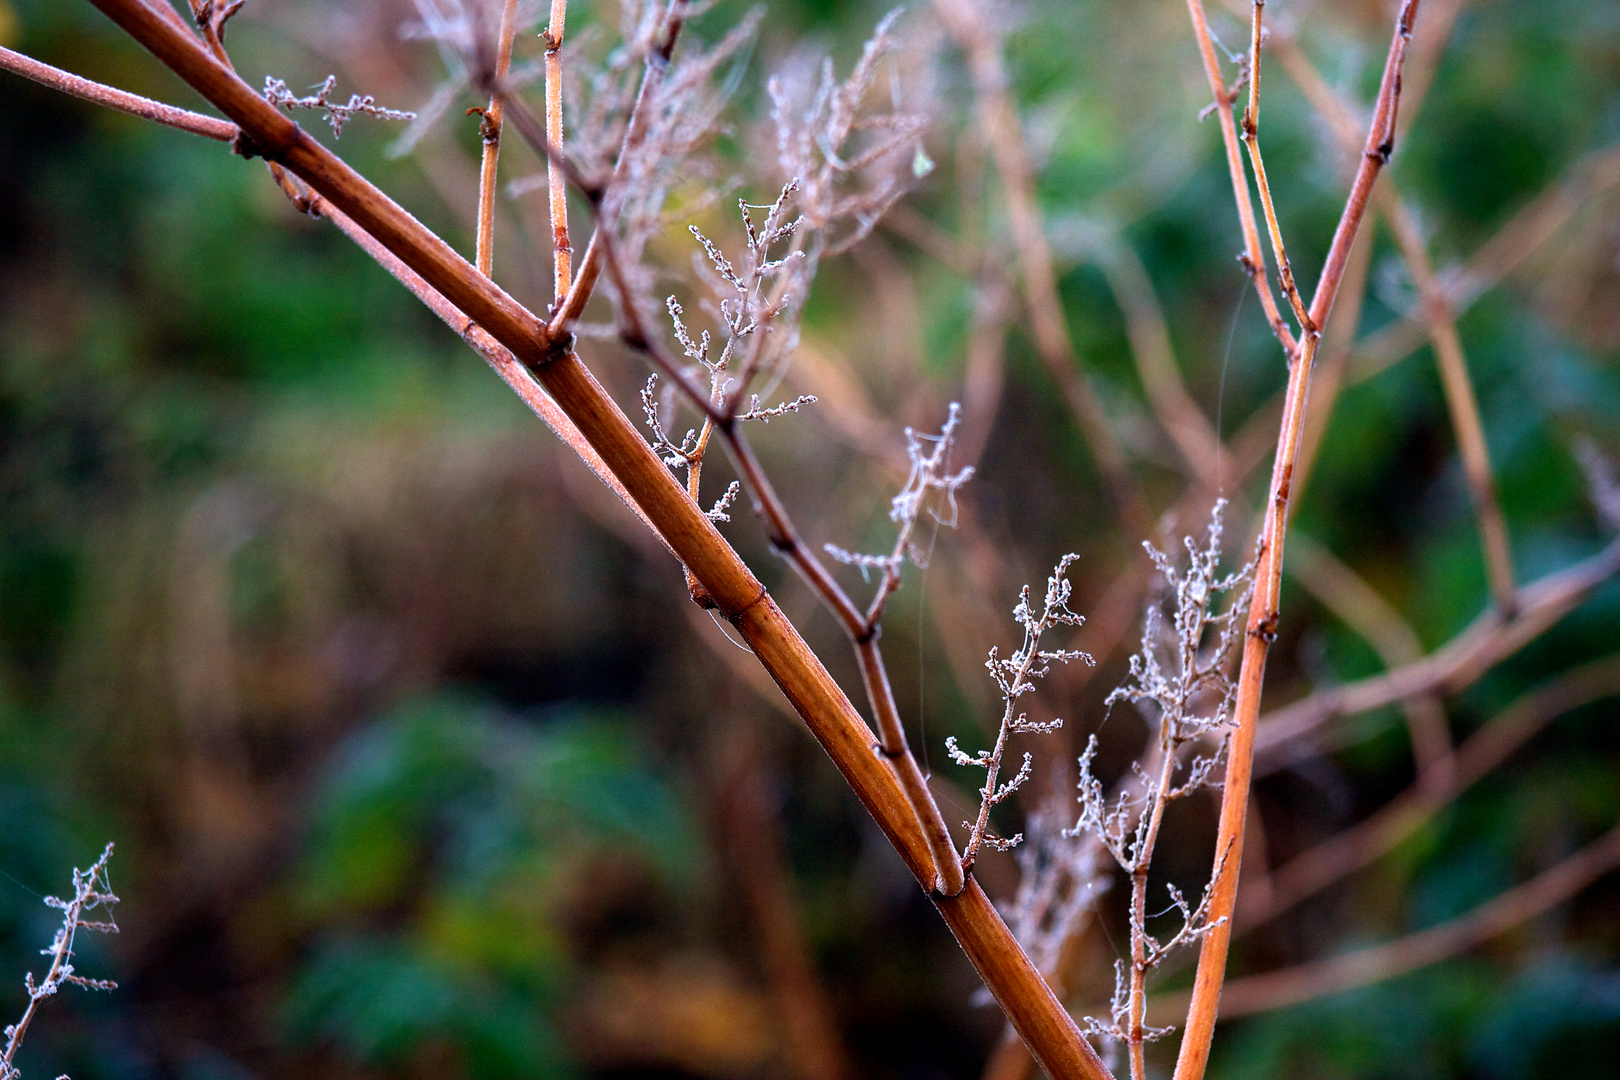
[1,0,1618,1077]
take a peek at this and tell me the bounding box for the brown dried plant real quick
[1,846,119,1080]
[4,0,1620,1077]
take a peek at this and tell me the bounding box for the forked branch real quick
[71,3,1106,1074]
[1172,5,1422,1079]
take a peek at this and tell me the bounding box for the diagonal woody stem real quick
[76,0,1092,1070]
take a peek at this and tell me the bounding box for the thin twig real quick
[1239,0,1315,339]
[474,0,522,276]
[542,0,571,300]
[1182,0,1299,356]
[547,1,688,337]
[0,45,236,140]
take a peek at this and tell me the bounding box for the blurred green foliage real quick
[285,696,693,1076]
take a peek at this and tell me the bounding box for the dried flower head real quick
[952,554,1092,864]
[263,74,416,137]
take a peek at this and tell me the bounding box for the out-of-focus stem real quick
[1381,192,1517,615]
[1189,820,1620,1018]
[934,0,1151,538]
[1243,653,1620,932]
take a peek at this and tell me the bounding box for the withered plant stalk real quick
[67,2,1105,1076]
[1173,6,1421,1078]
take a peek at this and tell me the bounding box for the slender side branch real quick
[0,45,237,140]
[1182,0,1298,355]
[547,2,688,336]
[474,0,522,276]
[1239,0,1315,340]
[543,0,572,300]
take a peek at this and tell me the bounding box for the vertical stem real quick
[1380,194,1516,616]
[1173,9,1420,1079]
[543,0,572,300]
[1183,0,1298,356]
[1127,745,1181,1080]
[475,0,521,276]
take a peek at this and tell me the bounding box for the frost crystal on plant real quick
[262,75,416,137]
[1068,501,1253,1060]
[952,554,1092,864]
[825,403,975,581]
[1,844,119,1079]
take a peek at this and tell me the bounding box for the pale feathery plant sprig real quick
[952,555,1093,866]
[1068,501,1253,1078]
[574,2,764,289]
[824,402,974,590]
[767,6,929,259]
[1,845,119,1080]
[640,181,818,523]
[391,0,545,158]
[1002,776,1112,984]
[262,74,416,137]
